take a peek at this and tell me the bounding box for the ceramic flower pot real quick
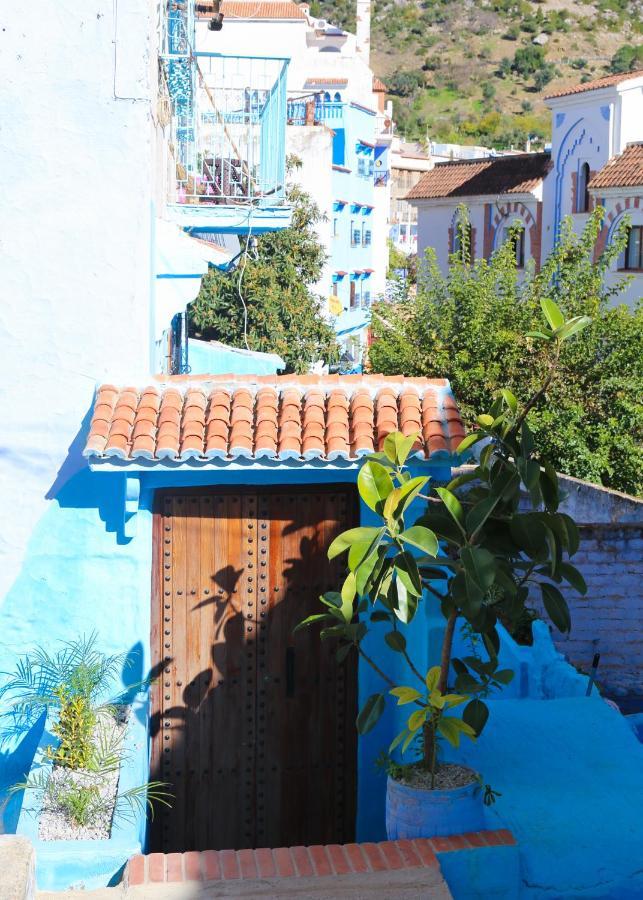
[385,772,486,840]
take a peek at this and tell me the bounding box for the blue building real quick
[157,0,291,374]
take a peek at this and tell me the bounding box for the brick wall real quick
[532,475,643,699]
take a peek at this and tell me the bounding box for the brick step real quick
[126,829,516,886]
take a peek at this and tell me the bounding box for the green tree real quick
[609,44,643,74]
[188,179,339,374]
[369,210,643,496]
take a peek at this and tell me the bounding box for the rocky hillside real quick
[310,0,643,149]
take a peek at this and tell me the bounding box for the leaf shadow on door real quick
[149,489,357,854]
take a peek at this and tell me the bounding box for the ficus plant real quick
[298,299,591,784]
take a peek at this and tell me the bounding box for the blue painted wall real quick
[0,434,451,857]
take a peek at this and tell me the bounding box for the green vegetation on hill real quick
[312,0,643,149]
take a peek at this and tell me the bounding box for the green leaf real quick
[456,432,484,454]
[446,471,479,492]
[370,610,392,622]
[526,329,553,341]
[540,298,565,331]
[460,546,496,592]
[463,699,489,736]
[357,461,394,514]
[356,693,386,734]
[293,613,332,633]
[394,552,422,598]
[407,708,428,732]
[355,543,387,596]
[476,414,494,428]
[556,316,592,342]
[399,525,439,557]
[328,526,383,560]
[500,389,518,414]
[393,578,419,624]
[390,686,421,705]
[559,562,587,595]
[389,729,409,753]
[493,669,514,686]
[436,716,463,747]
[558,513,580,556]
[466,494,501,536]
[383,431,419,466]
[340,572,357,622]
[435,487,466,532]
[336,644,352,663]
[385,631,407,653]
[541,583,571,633]
[384,476,429,522]
[425,666,440,692]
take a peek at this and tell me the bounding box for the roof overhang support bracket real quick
[123,475,141,539]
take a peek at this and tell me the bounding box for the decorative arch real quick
[552,118,586,241]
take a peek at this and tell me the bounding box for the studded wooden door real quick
[150,486,358,853]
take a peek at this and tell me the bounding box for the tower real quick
[355,0,371,65]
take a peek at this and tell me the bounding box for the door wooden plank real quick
[150,485,358,853]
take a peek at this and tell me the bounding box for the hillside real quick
[309,0,643,149]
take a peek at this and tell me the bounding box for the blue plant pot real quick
[385,773,486,840]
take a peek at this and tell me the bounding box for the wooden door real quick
[149,486,358,853]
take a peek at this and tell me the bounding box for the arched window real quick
[577,162,591,213]
[333,91,342,102]
[502,224,526,268]
[323,91,331,102]
[452,218,472,261]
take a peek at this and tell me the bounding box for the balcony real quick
[162,48,291,233]
[286,94,344,126]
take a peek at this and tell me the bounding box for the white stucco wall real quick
[286,125,334,301]
[0,0,157,597]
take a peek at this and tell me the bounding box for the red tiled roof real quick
[407,152,552,200]
[83,375,464,464]
[196,0,307,19]
[545,69,643,100]
[372,76,387,92]
[588,142,643,190]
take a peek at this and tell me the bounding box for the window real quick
[333,91,342,102]
[357,158,366,177]
[333,217,338,237]
[452,222,472,261]
[362,290,371,307]
[350,280,357,308]
[577,162,591,213]
[332,282,338,296]
[351,222,361,246]
[623,225,643,270]
[363,228,372,246]
[503,225,525,268]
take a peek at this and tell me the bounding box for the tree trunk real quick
[438,609,458,693]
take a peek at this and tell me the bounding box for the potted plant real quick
[298,300,591,839]
[0,635,171,890]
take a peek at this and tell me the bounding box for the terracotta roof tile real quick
[372,76,387,92]
[545,69,643,100]
[588,142,643,190]
[84,375,464,465]
[196,0,307,19]
[407,153,552,200]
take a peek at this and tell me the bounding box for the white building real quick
[196,0,392,361]
[409,70,643,307]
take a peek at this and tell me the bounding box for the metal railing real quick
[286,94,344,126]
[169,53,289,206]
[159,5,289,206]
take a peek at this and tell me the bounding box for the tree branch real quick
[357,647,395,688]
[438,609,459,694]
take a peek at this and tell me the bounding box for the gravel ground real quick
[392,762,477,791]
[39,708,129,842]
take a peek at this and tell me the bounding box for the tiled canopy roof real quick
[545,69,643,100]
[589,143,643,190]
[372,76,387,92]
[407,153,552,200]
[83,375,464,465]
[196,0,307,18]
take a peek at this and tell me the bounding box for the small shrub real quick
[52,781,101,828]
[47,686,96,770]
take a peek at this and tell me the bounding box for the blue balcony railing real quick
[169,53,289,207]
[286,94,344,126]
